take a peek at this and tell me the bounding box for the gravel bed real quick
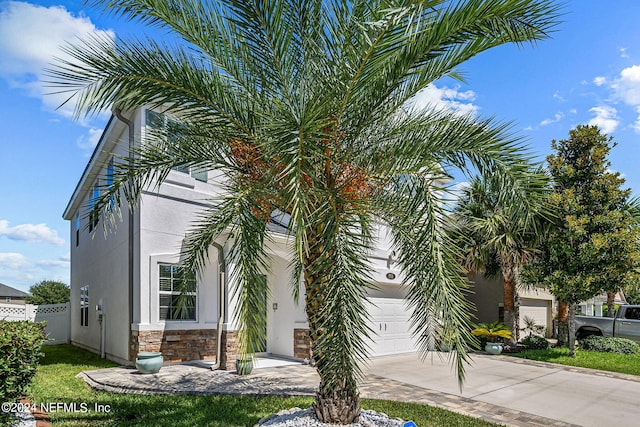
[257,407,406,427]
[8,409,36,427]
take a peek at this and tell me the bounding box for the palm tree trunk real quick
[557,301,569,347]
[303,229,360,424]
[502,274,517,344]
[607,291,616,318]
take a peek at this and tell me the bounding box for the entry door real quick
[256,275,267,353]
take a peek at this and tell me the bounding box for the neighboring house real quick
[0,282,29,305]
[577,291,627,317]
[63,107,414,368]
[467,274,556,337]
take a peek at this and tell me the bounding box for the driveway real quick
[362,352,640,427]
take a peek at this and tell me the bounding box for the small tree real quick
[25,280,70,305]
[524,125,640,356]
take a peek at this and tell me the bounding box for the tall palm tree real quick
[451,170,549,341]
[49,0,560,423]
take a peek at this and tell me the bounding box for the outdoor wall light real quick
[386,272,396,280]
[272,302,278,311]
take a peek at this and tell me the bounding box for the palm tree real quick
[451,170,549,341]
[49,0,560,423]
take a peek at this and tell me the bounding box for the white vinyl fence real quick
[0,302,70,345]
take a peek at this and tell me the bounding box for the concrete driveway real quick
[362,352,640,427]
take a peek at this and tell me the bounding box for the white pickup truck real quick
[574,305,640,343]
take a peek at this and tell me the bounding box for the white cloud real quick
[540,112,564,126]
[36,254,70,269]
[552,91,565,102]
[593,76,607,86]
[0,2,115,119]
[587,105,619,134]
[620,47,629,59]
[610,65,640,106]
[409,84,479,116]
[36,259,70,268]
[76,127,103,153]
[633,106,640,134]
[0,219,65,246]
[0,253,28,269]
[569,108,577,114]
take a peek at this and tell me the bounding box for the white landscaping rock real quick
[257,407,406,427]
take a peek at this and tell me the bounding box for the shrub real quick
[520,335,549,350]
[0,320,47,403]
[579,335,640,355]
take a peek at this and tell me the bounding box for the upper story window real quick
[88,182,100,232]
[107,158,114,186]
[158,264,197,321]
[80,285,89,326]
[145,110,208,182]
[75,213,80,247]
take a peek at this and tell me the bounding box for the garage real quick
[365,297,417,356]
[519,298,551,337]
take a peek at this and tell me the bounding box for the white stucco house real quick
[64,107,557,368]
[63,107,418,368]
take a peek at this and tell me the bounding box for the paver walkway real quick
[79,355,580,427]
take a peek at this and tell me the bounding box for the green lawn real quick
[28,344,498,426]
[508,347,640,376]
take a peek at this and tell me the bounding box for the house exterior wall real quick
[467,274,555,337]
[467,274,504,324]
[0,297,27,305]
[67,117,135,365]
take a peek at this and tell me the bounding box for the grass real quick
[508,347,640,376]
[27,344,498,426]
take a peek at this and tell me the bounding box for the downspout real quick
[113,107,135,363]
[210,242,226,370]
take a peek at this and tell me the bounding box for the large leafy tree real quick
[524,125,640,356]
[49,0,559,423]
[25,280,70,305]
[451,169,548,342]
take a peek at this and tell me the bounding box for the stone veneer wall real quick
[130,329,217,364]
[293,328,311,359]
[219,330,238,370]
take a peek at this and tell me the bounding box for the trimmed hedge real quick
[520,335,550,350]
[579,335,640,355]
[0,320,47,403]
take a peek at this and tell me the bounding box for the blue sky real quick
[1,1,640,293]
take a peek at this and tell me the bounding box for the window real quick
[75,213,80,247]
[145,110,208,182]
[625,307,640,320]
[88,183,100,232]
[106,159,114,186]
[158,264,197,321]
[80,286,89,326]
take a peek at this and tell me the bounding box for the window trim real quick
[80,285,89,327]
[158,263,198,322]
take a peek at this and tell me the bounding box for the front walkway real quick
[79,355,579,427]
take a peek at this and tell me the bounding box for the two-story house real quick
[63,107,417,368]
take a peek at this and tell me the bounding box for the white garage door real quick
[519,298,550,337]
[365,297,417,356]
